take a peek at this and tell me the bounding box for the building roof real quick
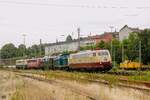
[66,35,73,42]
[120,25,143,33]
[88,32,115,39]
[45,32,115,47]
[45,37,90,47]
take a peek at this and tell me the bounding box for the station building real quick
[119,25,142,41]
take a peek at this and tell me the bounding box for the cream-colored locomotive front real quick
[16,59,28,69]
[68,50,112,71]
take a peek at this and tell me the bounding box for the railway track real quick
[3,69,150,92]
[15,72,98,100]
[106,71,146,76]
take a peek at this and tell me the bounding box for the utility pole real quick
[122,43,124,62]
[113,46,116,68]
[22,34,26,46]
[22,34,26,57]
[89,32,93,50]
[111,41,113,57]
[111,42,116,68]
[40,39,42,57]
[77,27,80,51]
[0,48,1,66]
[139,41,141,67]
[109,26,114,32]
[56,38,58,43]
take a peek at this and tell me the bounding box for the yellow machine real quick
[120,60,142,69]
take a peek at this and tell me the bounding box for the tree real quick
[17,44,26,57]
[112,39,122,64]
[96,41,105,49]
[138,29,150,64]
[1,43,17,59]
[80,44,96,51]
[123,33,139,61]
[27,45,39,57]
[26,44,45,57]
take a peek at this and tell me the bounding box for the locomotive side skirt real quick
[69,62,112,69]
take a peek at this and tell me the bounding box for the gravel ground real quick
[0,70,92,100]
[0,70,149,100]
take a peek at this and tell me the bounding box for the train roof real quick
[16,59,28,61]
[70,49,109,56]
[43,56,57,59]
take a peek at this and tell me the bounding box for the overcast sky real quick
[0,0,150,48]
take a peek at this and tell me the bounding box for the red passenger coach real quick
[27,58,43,69]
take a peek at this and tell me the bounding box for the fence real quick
[0,58,17,68]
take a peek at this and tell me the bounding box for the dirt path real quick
[0,70,150,100]
[0,70,21,100]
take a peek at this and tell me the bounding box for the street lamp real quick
[77,28,80,51]
[22,34,26,58]
[109,26,114,32]
[22,34,26,46]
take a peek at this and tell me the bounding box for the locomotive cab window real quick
[98,51,109,56]
[103,52,109,56]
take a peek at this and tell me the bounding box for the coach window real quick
[98,52,102,56]
[93,53,96,56]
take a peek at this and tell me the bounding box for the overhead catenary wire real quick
[0,0,150,9]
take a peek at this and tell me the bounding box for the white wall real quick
[45,42,78,55]
[45,39,96,56]
[119,27,133,41]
